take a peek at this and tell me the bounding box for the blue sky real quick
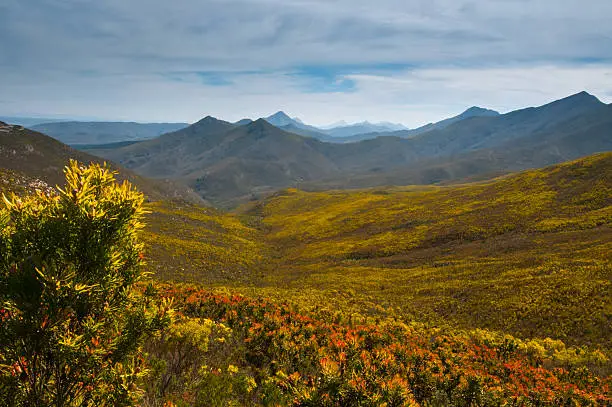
[1,0,611,126]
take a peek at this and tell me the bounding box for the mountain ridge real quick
[83,91,612,206]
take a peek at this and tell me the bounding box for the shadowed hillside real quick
[91,118,340,205]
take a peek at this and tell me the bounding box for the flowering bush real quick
[151,284,610,406]
[0,160,172,406]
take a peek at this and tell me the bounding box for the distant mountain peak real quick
[265,111,304,127]
[564,91,601,104]
[462,106,500,116]
[193,115,222,125]
[268,111,291,120]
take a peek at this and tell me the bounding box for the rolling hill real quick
[144,153,612,352]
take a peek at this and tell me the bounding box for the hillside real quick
[2,150,610,404]
[142,153,611,353]
[85,92,612,207]
[0,121,203,202]
[249,153,611,349]
[30,120,189,145]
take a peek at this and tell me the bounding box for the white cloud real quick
[0,0,611,123]
[2,65,610,127]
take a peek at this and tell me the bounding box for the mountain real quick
[30,121,189,145]
[309,94,612,189]
[0,121,203,203]
[0,116,70,127]
[403,106,500,136]
[324,121,408,138]
[401,91,605,156]
[85,92,612,207]
[264,111,302,127]
[330,106,500,143]
[88,118,339,206]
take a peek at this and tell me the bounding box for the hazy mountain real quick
[234,118,253,126]
[276,124,334,141]
[30,121,189,145]
[331,106,500,143]
[85,92,611,207]
[324,121,408,138]
[0,121,203,203]
[264,114,410,140]
[265,111,301,127]
[0,116,68,127]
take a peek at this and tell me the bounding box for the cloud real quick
[0,0,611,123]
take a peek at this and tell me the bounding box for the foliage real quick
[148,283,611,406]
[143,201,266,283]
[0,160,172,406]
[142,313,238,406]
[144,153,612,353]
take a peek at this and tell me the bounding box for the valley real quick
[1,95,610,405]
[2,1,611,403]
[142,153,612,352]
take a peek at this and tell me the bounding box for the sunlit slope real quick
[253,152,611,347]
[143,201,266,283]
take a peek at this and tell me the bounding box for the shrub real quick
[0,160,172,406]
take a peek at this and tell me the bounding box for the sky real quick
[1,0,611,127]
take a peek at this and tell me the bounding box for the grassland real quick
[143,152,611,359]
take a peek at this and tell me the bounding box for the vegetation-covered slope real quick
[145,153,611,352]
[1,154,610,405]
[142,201,266,283]
[253,153,611,349]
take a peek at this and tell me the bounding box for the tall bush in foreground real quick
[0,160,172,406]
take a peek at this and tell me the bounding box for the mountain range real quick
[82,91,611,207]
[29,121,189,145]
[4,105,497,146]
